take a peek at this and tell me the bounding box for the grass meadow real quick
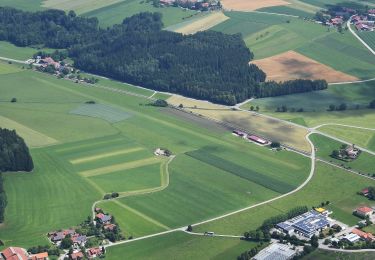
[318,125,375,151]
[305,249,375,260]
[359,31,375,51]
[0,0,43,11]
[310,134,375,175]
[106,231,260,259]
[0,63,311,248]
[83,0,198,28]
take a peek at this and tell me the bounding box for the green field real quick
[256,5,314,18]
[106,231,260,259]
[305,249,375,260]
[310,134,375,175]
[359,31,375,51]
[42,0,124,14]
[318,125,375,151]
[247,81,375,113]
[195,161,375,235]
[83,0,198,28]
[0,63,311,248]
[0,0,43,11]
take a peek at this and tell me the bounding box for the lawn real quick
[106,231,260,260]
[83,0,198,28]
[318,125,375,151]
[247,81,375,113]
[195,162,375,234]
[310,134,375,175]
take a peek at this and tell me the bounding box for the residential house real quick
[72,234,87,247]
[343,233,361,243]
[352,228,375,242]
[96,213,112,224]
[103,223,117,231]
[355,206,373,218]
[87,247,103,259]
[29,252,48,260]
[70,251,84,260]
[0,247,28,260]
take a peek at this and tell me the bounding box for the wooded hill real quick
[0,8,327,105]
[0,128,34,172]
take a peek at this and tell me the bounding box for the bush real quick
[10,97,17,103]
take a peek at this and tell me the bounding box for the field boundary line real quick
[313,123,375,131]
[70,147,143,164]
[79,157,161,177]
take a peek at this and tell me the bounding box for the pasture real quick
[106,231,261,259]
[252,50,357,82]
[0,0,43,11]
[0,61,22,75]
[318,125,375,151]
[310,134,375,175]
[195,162,375,235]
[165,12,229,35]
[83,0,198,28]
[305,249,375,260]
[246,81,375,113]
[359,31,375,51]
[0,41,43,61]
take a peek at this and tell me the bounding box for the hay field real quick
[42,0,123,14]
[0,115,58,147]
[221,0,289,11]
[171,12,229,35]
[167,95,310,151]
[252,51,358,83]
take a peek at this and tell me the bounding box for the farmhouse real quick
[351,228,375,242]
[330,17,344,25]
[87,247,103,259]
[253,243,297,260]
[343,233,361,243]
[72,234,87,247]
[103,223,117,231]
[0,247,28,260]
[96,213,112,224]
[40,57,60,69]
[277,210,330,238]
[361,188,369,196]
[70,251,84,260]
[29,252,48,260]
[49,229,76,243]
[354,206,373,218]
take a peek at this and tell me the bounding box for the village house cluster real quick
[232,130,271,146]
[158,0,220,11]
[352,10,375,31]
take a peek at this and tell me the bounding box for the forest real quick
[0,8,327,105]
[0,128,34,173]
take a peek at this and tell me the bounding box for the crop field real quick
[70,103,132,123]
[83,0,198,28]
[195,162,375,235]
[318,125,375,151]
[166,12,229,35]
[167,95,310,151]
[256,5,315,17]
[246,81,375,113]
[252,50,358,82]
[220,0,289,11]
[42,0,123,14]
[310,134,375,175]
[106,231,261,259]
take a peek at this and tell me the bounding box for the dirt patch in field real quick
[221,0,289,11]
[173,12,229,35]
[252,51,358,83]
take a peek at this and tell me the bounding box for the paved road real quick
[0,56,28,64]
[183,230,244,238]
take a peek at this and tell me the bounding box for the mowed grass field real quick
[318,125,375,151]
[0,63,311,247]
[359,31,375,51]
[310,134,375,175]
[194,162,375,235]
[0,0,43,11]
[83,0,198,28]
[106,231,261,260]
[42,0,124,14]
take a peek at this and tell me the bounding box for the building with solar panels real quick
[276,210,331,238]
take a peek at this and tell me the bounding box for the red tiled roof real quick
[357,206,373,214]
[71,251,84,260]
[1,247,28,260]
[352,228,375,241]
[30,252,48,260]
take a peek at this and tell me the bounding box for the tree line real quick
[0,7,327,105]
